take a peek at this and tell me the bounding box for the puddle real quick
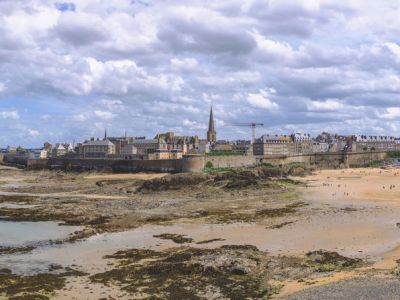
[0,223,249,274]
[0,191,41,197]
[0,220,80,247]
[2,213,400,276]
[0,202,39,209]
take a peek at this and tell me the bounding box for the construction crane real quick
[231,123,264,143]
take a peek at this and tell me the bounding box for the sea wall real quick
[205,155,260,168]
[21,151,389,173]
[204,151,389,171]
[345,151,387,166]
[3,153,30,166]
[27,158,183,173]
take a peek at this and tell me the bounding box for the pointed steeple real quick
[104,128,107,140]
[208,106,215,132]
[207,106,216,143]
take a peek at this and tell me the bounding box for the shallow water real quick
[3,213,400,276]
[0,223,249,274]
[0,202,39,209]
[0,220,80,246]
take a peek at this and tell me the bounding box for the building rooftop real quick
[83,139,115,146]
[132,139,165,144]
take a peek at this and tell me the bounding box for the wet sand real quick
[2,166,400,299]
[293,168,400,261]
[277,168,400,297]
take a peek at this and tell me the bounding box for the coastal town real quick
[2,107,400,166]
[4,1,400,299]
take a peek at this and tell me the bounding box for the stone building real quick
[120,144,138,160]
[213,140,234,152]
[82,139,116,158]
[253,135,294,156]
[312,142,329,153]
[155,132,199,154]
[51,144,67,157]
[233,140,252,154]
[292,133,313,154]
[153,149,183,160]
[131,138,167,155]
[352,135,400,152]
[121,144,137,155]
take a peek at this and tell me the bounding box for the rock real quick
[230,266,248,275]
[305,250,362,268]
[138,173,211,192]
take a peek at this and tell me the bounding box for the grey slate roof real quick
[83,139,115,146]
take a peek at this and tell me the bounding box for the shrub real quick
[387,151,400,158]
[205,161,213,169]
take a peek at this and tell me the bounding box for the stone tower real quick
[207,106,216,143]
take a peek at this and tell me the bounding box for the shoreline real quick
[2,165,400,298]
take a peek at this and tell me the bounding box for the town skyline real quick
[2,1,400,147]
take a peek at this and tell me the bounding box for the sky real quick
[1,0,400,147]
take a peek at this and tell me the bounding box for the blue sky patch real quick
[54,2,76,12]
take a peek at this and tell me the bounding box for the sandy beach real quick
[2,165,400,299]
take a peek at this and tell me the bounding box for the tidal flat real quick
[2,165,400,299]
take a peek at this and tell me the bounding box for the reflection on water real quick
[0,223,249,275]
[0,220,79,246]
[2,210,400,276]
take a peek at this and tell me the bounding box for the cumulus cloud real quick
[170,57,198,70]
[52,12,109,46]
[307,99,344,111]
[2,0,400,146]
[70,114,88,122]
[382,107,400,119]
[0,111,19,120]
[0,82,6,93]
[247,89,279,110]
[28,129,40,137]
[94,110,115,120]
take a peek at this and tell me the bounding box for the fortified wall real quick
[203,151,388,171]
[27,157,182,173]
[19,151,390,173]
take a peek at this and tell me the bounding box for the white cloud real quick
[382,107,400,119]
[307,99,343,111]
[100,99,124,110]
[4,1,400,146]
[171,57,198,69]
[71,114,88,122]
[28,129,40,137]
[94,110,115,120]
[253,32,294,61]
[0,111,19,120]
[247,89,279,110]
[0,82,6,93]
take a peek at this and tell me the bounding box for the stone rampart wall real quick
[205,155,260,168]
[21,151,390,173]
[27,158,182,173]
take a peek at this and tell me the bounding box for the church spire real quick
[104,128,107,140]
[207,106,216,143]
[208,106,215,132]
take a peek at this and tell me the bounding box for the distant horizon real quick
[2,1,400,148]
